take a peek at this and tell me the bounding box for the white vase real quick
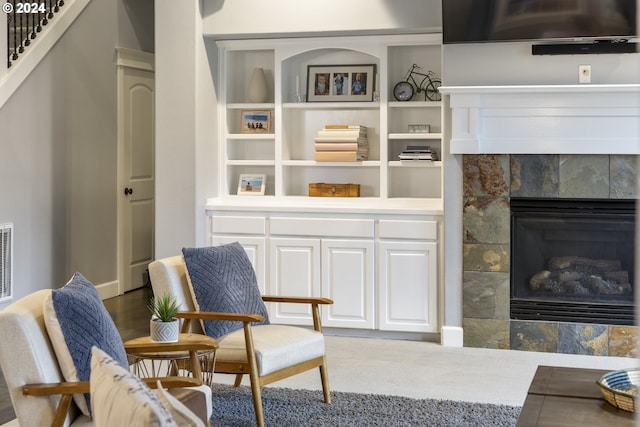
[150,318,179,343]
[247,67,268,103]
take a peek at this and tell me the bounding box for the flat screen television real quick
[442,0,637,44]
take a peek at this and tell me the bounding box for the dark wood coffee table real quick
[517,365,635,426]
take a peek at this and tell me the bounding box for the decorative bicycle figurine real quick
[393,64,442,102]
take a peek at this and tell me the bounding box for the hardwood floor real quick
[0,286,154,424]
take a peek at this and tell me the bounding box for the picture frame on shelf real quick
[306,64,376,102]
[408,124,431,133]
[237,174,266,195]
[240,110,271,133]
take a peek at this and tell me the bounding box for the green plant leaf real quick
[147,294,180,322]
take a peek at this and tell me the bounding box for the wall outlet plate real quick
[579,65,591,83]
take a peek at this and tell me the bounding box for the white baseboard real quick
[440,326,464,347]
[96,280,120,300]
[323,327,440,343]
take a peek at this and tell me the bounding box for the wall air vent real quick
[0,223,13,302]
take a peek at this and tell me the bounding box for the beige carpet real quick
[221,335,635,406]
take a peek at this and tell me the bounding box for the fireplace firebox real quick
[510,198,635,325]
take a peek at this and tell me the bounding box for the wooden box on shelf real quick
[309,183,360,197]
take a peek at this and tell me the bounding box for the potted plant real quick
[148,294,180,342]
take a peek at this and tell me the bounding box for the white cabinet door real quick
[268,237,321,325]
[321,239,375,329]
[210,236,267,295]
[378,241,438,332]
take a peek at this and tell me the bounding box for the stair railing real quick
[6,0,65,68]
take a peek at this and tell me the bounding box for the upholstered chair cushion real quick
[182,243,269,339]
[148,255,202,335]
[90,347,179,427]
[148,256,197,313]
[216,324,325,376]
[43,273,129,416]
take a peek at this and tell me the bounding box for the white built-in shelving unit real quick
[215,34,443,207]
[206,34,444,334]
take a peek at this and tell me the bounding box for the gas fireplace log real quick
[585,275,632,295]
[529,271,593,295]
[529,270,551,290]
[563,281,592,295]
[558,271,581,283]
[604,271,630,285]
[548,256,621,272]
[529,268,632,295]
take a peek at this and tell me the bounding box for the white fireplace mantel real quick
[439,84,640,155]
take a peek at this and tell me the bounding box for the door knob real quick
[124,187,133,196]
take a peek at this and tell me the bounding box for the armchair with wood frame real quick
[0,289,214,427]
[148,252,333,427]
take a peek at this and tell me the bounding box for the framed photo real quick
[306,64,376,102]
[240,110,271,133]
[237,174,266,195]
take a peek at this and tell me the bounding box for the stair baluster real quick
[6,0,65,68]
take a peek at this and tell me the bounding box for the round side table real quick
[124,333,217,386]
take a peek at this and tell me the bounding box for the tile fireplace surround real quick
[440,85,640,358]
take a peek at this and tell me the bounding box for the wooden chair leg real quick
[243,322,264,427]
[52,394,73,427]
[319,357,331,404]
[233,374,243,387]
[249,375,264,427]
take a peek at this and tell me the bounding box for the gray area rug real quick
[210,384,521,426]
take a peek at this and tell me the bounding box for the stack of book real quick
[398,145,437,163]
[313,125,368,162]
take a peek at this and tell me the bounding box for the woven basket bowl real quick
[596,368,640,412]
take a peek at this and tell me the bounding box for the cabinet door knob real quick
[124,187,133,196]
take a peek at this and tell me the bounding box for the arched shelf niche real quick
[281,47,379,103]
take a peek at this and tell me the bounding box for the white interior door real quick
[118,51,155,293]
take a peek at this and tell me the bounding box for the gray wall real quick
[118,0,155,52]
[443,42,640,86]
[0,0,153,308]
[202,0,442,38]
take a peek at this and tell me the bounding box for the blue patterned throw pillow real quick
[44,272,128,415]
[182,243,269,339]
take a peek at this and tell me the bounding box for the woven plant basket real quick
[597,368,639,412]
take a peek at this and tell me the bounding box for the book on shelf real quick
[314,150,368,162]
[313,124,369,161]
[403,145,431,153]
[398,152,438,162]
[316,130,368,139]
[398,144,435,161]
[315,142,366,151]
[323,124,367,130]
[318,125,367,138]
[398,154,433,160]
[314,136,368,143]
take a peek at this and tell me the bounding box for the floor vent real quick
[0,223,13,302]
